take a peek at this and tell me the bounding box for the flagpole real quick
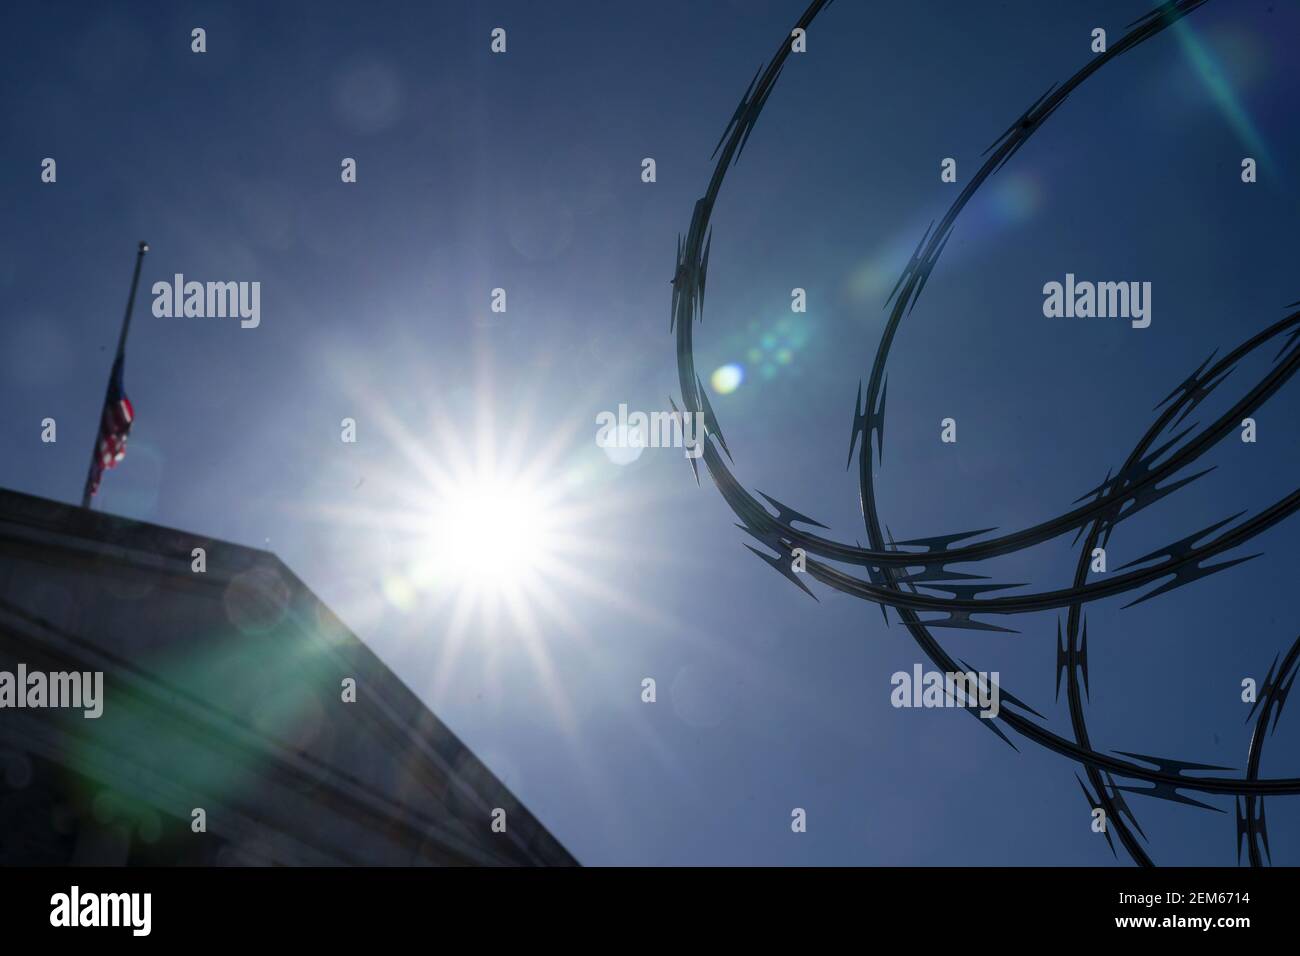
[81,241,149,509]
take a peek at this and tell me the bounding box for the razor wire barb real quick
[671,0,1300,866]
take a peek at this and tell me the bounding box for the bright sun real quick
[304,355,682,722]
[425,477,557,592]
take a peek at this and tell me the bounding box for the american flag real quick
[87,354,134,498]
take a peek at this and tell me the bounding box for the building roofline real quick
[0,486,579,866]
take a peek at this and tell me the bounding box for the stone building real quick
[0,487,576,865]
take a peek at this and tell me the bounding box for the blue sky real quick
[2,0,1298,864]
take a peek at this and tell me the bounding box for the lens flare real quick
[710,363,744,394]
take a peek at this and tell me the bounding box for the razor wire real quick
[671,0,1298,865]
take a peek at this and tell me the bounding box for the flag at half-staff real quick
[81,241,148,508]
[85,353,134,500]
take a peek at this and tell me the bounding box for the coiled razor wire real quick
[671,0,1299,865]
